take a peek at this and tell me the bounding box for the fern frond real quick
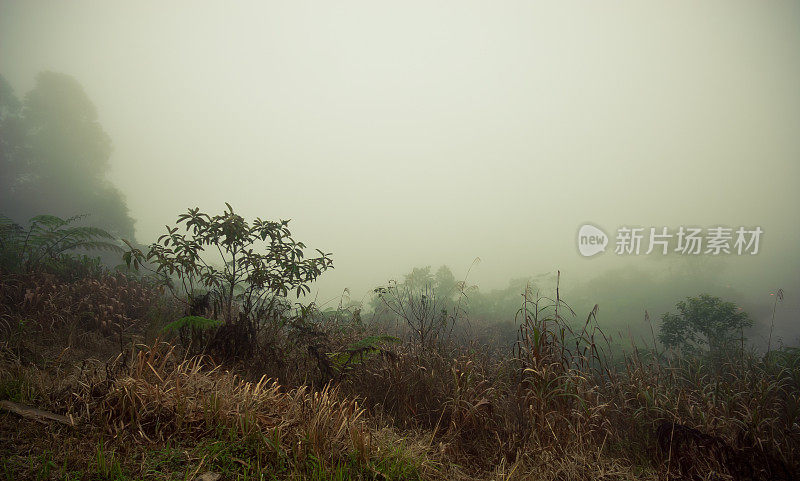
[0,212,121,273]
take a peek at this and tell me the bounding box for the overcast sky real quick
[2,1,798,318]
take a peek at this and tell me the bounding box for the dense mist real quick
[2,1,798,346]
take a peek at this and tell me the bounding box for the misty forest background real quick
[2,70,799,481]
[1,4,800,479]
[0,71,795,351]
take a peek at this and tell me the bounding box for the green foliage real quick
[162,315,223,333]
[93,440,126,479]
[764,346,800,370]
[125,204,332,318]
[658,294,752,354]
[0,213,120,274]
[0,376,38,404]
[327,335,400,373]
[124,204,332,360]
[160,315,223,355]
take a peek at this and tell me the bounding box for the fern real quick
[162,316,222,333]
[328,335,400,372]
[0,214,120,273]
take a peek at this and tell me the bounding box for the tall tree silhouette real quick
[0,72,134,240]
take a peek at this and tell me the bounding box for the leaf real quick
[162,316,222,333]
[327,335,401,371]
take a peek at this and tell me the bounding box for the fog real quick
[2,1,799,344]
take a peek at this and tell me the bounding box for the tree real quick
[658,294,752,354]
[124,203,332,323]
[0,72,135,241]
[372,265,470,348]
[0,75,24,205]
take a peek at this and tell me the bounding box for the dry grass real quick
[337,284,799,480]
[1,272,798,480]
[1,341,438,480]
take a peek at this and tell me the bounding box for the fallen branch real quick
[0,400,75,426]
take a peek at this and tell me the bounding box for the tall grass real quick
[1,270,798,480]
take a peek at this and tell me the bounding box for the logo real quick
[575,224,763,258]
[578,224,608,257]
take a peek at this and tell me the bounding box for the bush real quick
[658,294,752,355]
[124,203,333,360]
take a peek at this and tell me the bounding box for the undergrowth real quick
[0,269,798,480]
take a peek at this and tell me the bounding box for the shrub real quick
[124,204,333,359]
[658,294,752,355]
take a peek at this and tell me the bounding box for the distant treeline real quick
[0,72,134,241]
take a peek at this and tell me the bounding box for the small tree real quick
[373,265,469,348]
[658,294,752,354]
[123,204,333,356]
